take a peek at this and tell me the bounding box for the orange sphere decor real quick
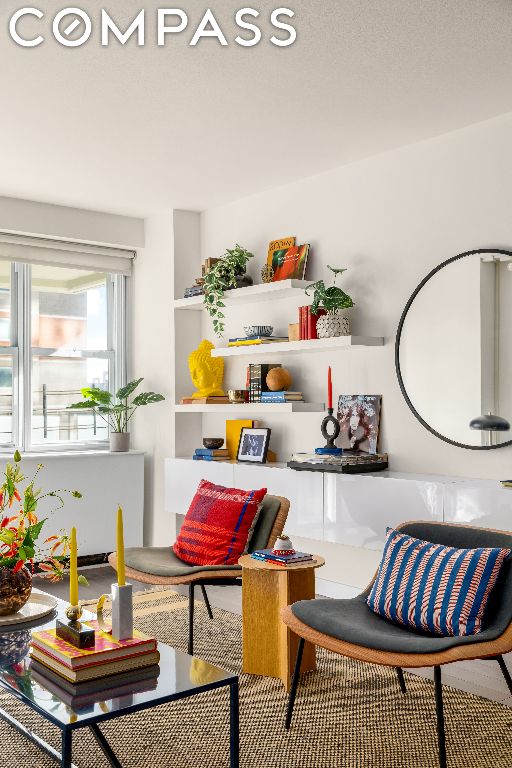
[266,367,292,392]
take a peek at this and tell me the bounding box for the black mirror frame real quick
[395,247,512,451]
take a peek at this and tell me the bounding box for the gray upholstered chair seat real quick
[124,547,241,578]
[291,594,506,654]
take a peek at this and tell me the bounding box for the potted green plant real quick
[0,451,83,615]
[68,379,165,452]
[305,265,355,337]
[203,245,254,336]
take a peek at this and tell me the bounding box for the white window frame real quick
[0,262,127,453]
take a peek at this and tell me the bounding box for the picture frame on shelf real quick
[237,427,271,463]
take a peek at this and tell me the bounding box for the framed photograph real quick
[237,427,271,463]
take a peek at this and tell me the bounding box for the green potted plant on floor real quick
[203,244,254,336]
[68,379,165,452]
[305,265,354,337]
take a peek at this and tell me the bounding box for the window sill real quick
[0,449,144,459]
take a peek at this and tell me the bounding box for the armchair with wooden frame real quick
[282,521,512,768]
[109,494,290,656]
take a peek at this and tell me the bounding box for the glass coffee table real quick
[0,592,239,768]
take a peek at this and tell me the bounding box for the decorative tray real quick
[0,590,57,627]
[287,459,388,474]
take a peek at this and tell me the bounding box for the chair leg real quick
[188,584,194,656]
[496,655,512,696]
[434,666,447,768]
[200,585,214,619]
[285,637,305,731]
[396,667,407,694]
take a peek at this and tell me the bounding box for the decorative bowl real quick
[244,325,273,338]
[272,535,295,555]
[228,390,247,404]
[203,438,224,450]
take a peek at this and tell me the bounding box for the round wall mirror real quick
[396,249,512,449]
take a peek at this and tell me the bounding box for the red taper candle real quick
[328,366,333,410]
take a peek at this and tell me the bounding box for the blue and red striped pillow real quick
[367,528,510,637]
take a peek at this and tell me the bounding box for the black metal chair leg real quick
[285,637,305,730]
[434,666,447,768]
[201,585,214,619]
[396,667,407,694]
[188,584,194,656]
[496,655,512,696]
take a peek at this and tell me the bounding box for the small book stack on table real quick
[260,391,304,403]
[30,624,160,687]
[193,448,230,461]
[251,549,314,567]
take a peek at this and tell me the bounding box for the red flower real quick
[12,560,24,573]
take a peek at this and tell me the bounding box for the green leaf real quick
[116,378,144,400]
[13,450,21,463]
[78,574,89,587]
[28,520,45,541]
[81,387,112,405]
[68,401,100,410]
[132,392,165,407]
[72,491,82,499]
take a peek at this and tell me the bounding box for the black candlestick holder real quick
[315,408,343,455]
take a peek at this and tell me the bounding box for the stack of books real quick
[288,451,389,474]
[298,306,327,340]
[30,625,160,686]
[228,336,289,347]
[248,363,282,403]
[193,448,230,462]
[180,395,231,405]
[260,391,304,403]
[251,548,314,567]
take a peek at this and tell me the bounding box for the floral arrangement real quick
[0,451,84,582]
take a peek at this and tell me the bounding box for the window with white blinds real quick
[0,234,130,450]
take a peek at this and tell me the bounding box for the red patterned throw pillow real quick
[173,479,267,566]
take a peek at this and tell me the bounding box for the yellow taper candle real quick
[69,527,79,607]
[117,506,126,586]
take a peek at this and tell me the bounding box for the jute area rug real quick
[0,588,511,768]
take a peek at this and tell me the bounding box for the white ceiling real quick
[1,0,512,217]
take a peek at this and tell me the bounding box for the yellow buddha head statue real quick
[188,339,225,399]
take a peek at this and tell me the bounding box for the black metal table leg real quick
[188,583,195,656]
[496,655,512,696]
[0,706,78,768]
[61,730,72,768]
[434,666,447,768]
[230,679,240,768]
[396,667,407,694]
[285,637,305,730]
[90,723,124,768]
[201,585,214,619]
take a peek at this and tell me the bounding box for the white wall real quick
[0,195,144,248]
[131,212,175,546]
[197,113,512,480]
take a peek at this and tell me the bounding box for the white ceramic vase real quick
[316,310,350,338]
[110,432,130,452]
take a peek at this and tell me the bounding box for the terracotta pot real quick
[110,432,130,452]
[0,566,32,616]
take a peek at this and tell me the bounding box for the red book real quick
[308,308,326,340]
[299,306,305,340]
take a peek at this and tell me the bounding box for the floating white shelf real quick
[211,335,384,358]
[173,279,310,310]
[175,402,325,414]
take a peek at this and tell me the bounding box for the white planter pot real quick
[316,310,350,338]
[110,432,130,452]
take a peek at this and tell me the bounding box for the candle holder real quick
[315,407,343,456]
[56,604,95,649]
[97,583,134,641]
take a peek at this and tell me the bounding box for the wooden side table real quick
[238,554,325,691]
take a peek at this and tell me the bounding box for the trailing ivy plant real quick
[203,244,254,336]
[305,265,354,315]
[68,379,165,433]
